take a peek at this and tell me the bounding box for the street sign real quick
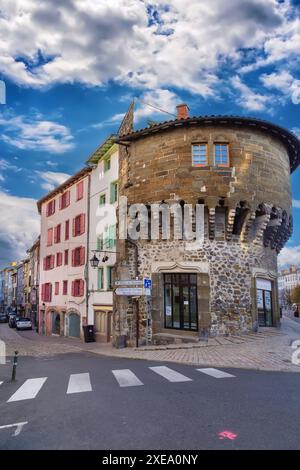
[115,287,144,296]
[114,280,143,286]
[144,278,152,289]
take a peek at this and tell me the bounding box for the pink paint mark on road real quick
[218,430,238,440]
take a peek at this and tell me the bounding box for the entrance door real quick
[69,313,80,338]
[164,273,198,331]
[51,312,60,335]
[256,279,273,327]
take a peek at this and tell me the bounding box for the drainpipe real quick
[86,173,91,326]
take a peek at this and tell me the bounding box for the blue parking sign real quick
[144,278,152,289]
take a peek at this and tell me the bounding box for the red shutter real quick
[71,249,75,267]
[66,190,70,207]
[51,255,54,269]
[72,218,76,237]
[43,257,46,271]
[79,279,84,296]
[80,214,85,235]
[59,195,62,210]
[41,284,45,301]
[54,226,57,244]
[65,220,69,240]
[71,281,75,296]
[55,282,59,295]
[57,224,61,242]
[53,200,56,214]
[80,247,85,265]
[77,181,84,200]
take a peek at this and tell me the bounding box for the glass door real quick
[257,288,273,327]
[164,273,198,331]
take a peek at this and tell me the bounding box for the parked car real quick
[16,317,32,331]
[0,314,8,323]
[8,314,20,328]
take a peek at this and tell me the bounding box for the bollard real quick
[11,351,18,382]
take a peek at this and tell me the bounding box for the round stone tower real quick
[114,107,300,346]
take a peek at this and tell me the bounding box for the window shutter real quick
[97,269,103,290]
[49,283,52,302]
[71,281,74,296]
[41,284,44,301]
[72,218,76,237]
[51,255,54,269]
[79,280,84,296]
[80,214,85,234]
[71,249,75,267]
[66,190,70,206]
[65,220,69,240]
[80,247,85,265]
[43,257,46,270]
[54,226,57,244]
[59,195,62,210]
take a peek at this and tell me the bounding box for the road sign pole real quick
[135,299,139,348]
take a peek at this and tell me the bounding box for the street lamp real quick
[89,254,100,268]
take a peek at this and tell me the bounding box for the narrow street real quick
[1,320,300,450]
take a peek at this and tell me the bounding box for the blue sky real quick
[0,0,300,267]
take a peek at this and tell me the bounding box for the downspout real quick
[86,173,91,326]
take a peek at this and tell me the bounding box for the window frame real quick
[99,193,106,206]
[110,181,118,204]
[104,157,111,172]
[191,142,208,167]
[214,142,230,167]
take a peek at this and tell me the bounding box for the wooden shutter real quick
[54,226,57,244]
[55,282,59,295]
[65,220,69,240]
[59,195,62,210]
[80,247,85,265]
[72,218,76,237]
[41,284,45,301]
[51,255,55,269]
[66,190,70,206]
[43,257,46,271]
[80,214,85,235]
[79,279,84,296]
[71,281,75,296]
[71,249,75,267]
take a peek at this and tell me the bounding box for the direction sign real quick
[144,279,152,289]
[115,287,144,296]
[114,280,143,286]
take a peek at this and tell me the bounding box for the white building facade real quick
[278,265,300,293]
[87,135,118,342]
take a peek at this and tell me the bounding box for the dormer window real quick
[214,143,229,166]
[192,143,208,166]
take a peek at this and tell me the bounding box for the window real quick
[63,280,68,295]
[97,268,104,291]
[59,190,70,210]
[55,282,59,295]
[72,246,85,267]
[41,283,52,302]
[110,181,118,203]
[99,193,106,206]
[73,214,85,237]
[47,228,53,246]
[107,266,114,290]
[56,252,63,267]
[105,225,116,248]
[44,255,54,271]
[65,220,70,240]
[97,234,104,251]
[72,279,84,297]
[76,181,84,201]
[64,249,69,265]
[54,224,61,243]
[214,143,229,166]
[104,157,111,172]
[46,200,55,217]
[192,143,208,166]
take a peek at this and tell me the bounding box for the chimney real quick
[176,103,189,120]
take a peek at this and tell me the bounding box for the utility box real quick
[83,325,95,343]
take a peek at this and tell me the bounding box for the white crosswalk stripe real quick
[112,369,144,387]
[7,377,47,402]
[67,373,92,394]
[0,381,3,386]
[196,368,235,378]
[149,366,192,383]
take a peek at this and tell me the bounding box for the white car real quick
[16,317,32,331]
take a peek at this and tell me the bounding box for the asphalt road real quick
[0,352,300,450]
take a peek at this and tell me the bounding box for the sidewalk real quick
[1,316,300,372]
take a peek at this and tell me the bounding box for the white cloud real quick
[279,245,300,267]
[0,114,74,154]
[260,70,300,104]
[292,200,300,209]
[46,160,58,167]
[35,170,71,191]
[0,191,40,263]
[231,76,270,111]
[0,0,292,100]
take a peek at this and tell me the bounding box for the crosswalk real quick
[0,367,236,404]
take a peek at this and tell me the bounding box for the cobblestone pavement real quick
[1,316,300,372]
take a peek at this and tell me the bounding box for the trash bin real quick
[83,325,95,343]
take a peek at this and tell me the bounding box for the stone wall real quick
[114,123,291,345]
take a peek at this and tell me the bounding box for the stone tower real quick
[114,107,300,346]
